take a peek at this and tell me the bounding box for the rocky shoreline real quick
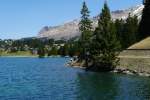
[67,59,150,77]
[66,58,86,69]
[112,68,150,77]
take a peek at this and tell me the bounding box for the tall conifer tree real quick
[115,19,125,49]
[90,2,120,71]
[124,14,139,48]
[139,0,150,39]
[79,1,92,60]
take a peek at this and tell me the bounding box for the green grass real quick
[0,51,38,57]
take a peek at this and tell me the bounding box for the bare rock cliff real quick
[38,5,144,40]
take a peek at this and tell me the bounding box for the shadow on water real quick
[75,72,119,100]
[75,72,150,100]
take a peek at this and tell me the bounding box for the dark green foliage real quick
[90,3,121,71]
[139,0,150,39]
[123,15,139,48]
[37,47,45,58]
[0,49,2,56]
[57,41,81,57]
[10,47,18,53]
[58,44,69,57]
[79,1,93,60]
[115,19,125,49]
[48,46,58,56]
[115,15,139,49]
[67,44,74,57]
[68,42,80,57]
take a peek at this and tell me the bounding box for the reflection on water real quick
[0,57,149,100]
[76,72,150,100]
[76,72,119,100]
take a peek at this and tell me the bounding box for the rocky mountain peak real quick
[38,4,144,40]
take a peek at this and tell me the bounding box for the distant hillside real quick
[38,5,144,40]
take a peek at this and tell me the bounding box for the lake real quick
[0,57,150,100]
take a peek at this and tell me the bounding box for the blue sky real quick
[0,0,142,39]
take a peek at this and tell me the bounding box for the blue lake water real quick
[0,57,150,100]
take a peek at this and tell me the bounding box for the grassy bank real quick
[0,51,38,57]
[117,50,150,74]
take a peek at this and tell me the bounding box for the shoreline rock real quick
[67,60,150,77]
[112,68,150,77]
[67,57,150,77]
[66,59,86,69]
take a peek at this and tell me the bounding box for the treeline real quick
[37,40,81,58]
[115,0,150,49]
[0,38,81,57]
[139,0,150,39]
[115,15,139,49]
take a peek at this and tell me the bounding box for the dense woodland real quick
[0,1,149,71]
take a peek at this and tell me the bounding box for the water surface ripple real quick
[0,57,150,100]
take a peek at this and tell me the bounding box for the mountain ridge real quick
[38,4,144,40]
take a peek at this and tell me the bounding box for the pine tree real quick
[58,44,69,57]
[68,42,80,57]
[115,15,139,49]
[115,19,125,49]
[124,14,139,48]
[79,1,93,60]
[48,46,58,56]
[139,0,150,39]
[90,2,120,71]
[38,47,45,58]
